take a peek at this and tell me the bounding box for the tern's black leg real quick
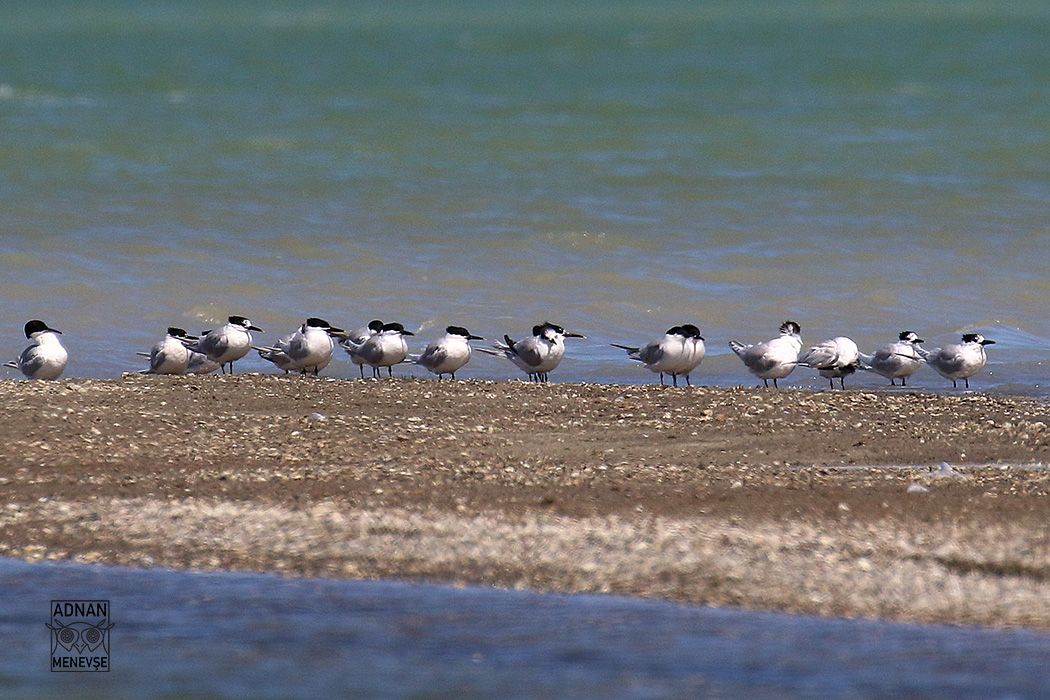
[659,373,665,386]
[762,378,769,388]
[773,378,779,389]
[685,374,691,387]
[672,374,678,387]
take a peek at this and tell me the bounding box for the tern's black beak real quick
[248,325,264,332]
[468,334,485,341]
[982,339,996,345]
[402,330,415,336]
[564,331,586,339]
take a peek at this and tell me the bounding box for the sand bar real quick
[1,375,1048,628]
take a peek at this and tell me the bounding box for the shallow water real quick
[3,558,1049,699]
[2,1,1050,391]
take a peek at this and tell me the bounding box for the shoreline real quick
[2,376,1049,629]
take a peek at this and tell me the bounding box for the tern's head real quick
[229,315,264,332]
[24,320,61,338]
[167,327,191,338]
[779,320,801,337]
[534,321,584,341]
[382,322,414,336]
[899,330,924,344]
[305,317,346,338]
[664,326,684,337]
[306,317,344,334]
[961,333,995,346]
[367,319,384,333]
[679,324,705,341]
[446,325,484,341]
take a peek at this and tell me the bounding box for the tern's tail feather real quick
[610,343,643,362]
[136,351,150,358]
[728,340,749,357]
[474,346,503,357]
[339,338,364,353]
[4,361,19,369]
[914,346,931,361]
[857,352,874,371]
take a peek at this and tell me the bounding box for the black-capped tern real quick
[4,319,68,380]
[917,333,995,388]
[799,336,860,389]
[256,318,345,376]
[860,331,924,386]
[140,327,194,375]
[729,321,802,389]
[612,324,706,386]
[341,320,384,379]
[341,321,414,378]
[479,321,585,383]
[409,325,484,380]
[186,315,263,374]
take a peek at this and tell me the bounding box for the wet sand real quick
[1,375,1049,628]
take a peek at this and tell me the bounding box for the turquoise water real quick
[2,0,1049,387]
[4,558,1050,699]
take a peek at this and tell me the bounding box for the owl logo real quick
[46,618,115,656]
[48,600,114,671]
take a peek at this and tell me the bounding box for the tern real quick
[186,315,263,374]
[612,324,705,386]
[341,321,414,377]
[185,350,220,374]
[341,320,384,379]
[408,325,485,380]
[860,331,925,386]
[729,321,803,388]
[917,333,995,388]
[478,321,585,382]
[4,319,68,380]
[140,327,194,375]
[799,336,860,389]
[256,318,345,376]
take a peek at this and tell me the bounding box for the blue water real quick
[3,558,1049,699]
[2,0,1050,389]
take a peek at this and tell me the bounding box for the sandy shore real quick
[1,375,1049,628]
